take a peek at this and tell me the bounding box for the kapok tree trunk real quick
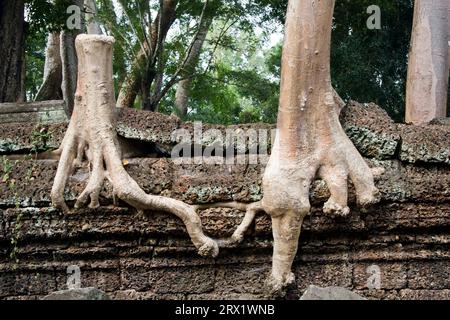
[52,35,218,258]
[35,32,63,101]
[261,0,381,296]
[406,0,449,124]
[0,0,25,103]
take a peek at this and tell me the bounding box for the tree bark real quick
[261,0,381,296]
[0,0,25,103]
[52,34,219,258]
[60,30,80,116]
[35,32,63,101]
[175,79,190,116]
[406,0,449,124]
[174,17,212,117]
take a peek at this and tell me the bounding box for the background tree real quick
[405,0,449,124]
[35,32,63,101]
[174,16,213,117]
[0,0,25,103]
[29,0,84,115]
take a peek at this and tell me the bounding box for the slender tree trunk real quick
[35,32,63,101]
[84,0,103,35]
[262,0,380,297]
[175,79,190,116]
[117,0,178,109]
[60,0,84,116]
[406,0,449,124]
[174,17,212,117]
[0,0,25,103]
[61,31,79,116]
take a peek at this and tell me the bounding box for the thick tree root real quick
[51,35,218,258]
[261,104,384,296]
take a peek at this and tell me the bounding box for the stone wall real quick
[0,102,449,300]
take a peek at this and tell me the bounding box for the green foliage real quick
[1,156,14,184]
[158,7,282,124]
[25,31,46,101]
[30,126,53,154]
[331,0,414,122]
[25,0,76,33]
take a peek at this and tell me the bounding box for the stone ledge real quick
[0,102,449,165]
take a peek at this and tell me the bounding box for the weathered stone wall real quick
[0,102,449,300]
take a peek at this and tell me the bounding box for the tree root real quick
[195,201,263,247]
[51,35,221,258]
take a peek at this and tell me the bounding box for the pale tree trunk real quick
[52,34,218,258]
[406,0,449,124]
[261,0,381,296]
[117,0,178,109]
[35,32,63,101]
[174,17,213,117]
[84,0,103,35]
[0,0,25,103]
[174,79,190,116]
[448,4,450,70]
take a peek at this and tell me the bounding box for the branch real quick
[150,0,211,108]
[202,17,240,76]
